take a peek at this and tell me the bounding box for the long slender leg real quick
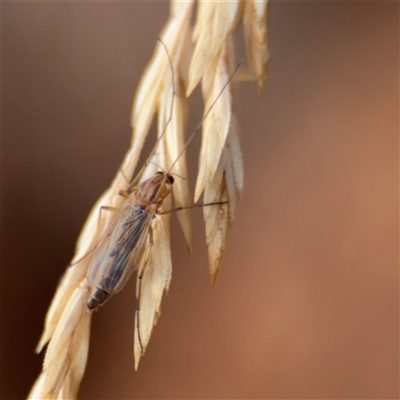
[119,168,131,185]
[158,201,228,215]
[118,190,130,198]
[119,183,139,198]
[97,206,120,239]
[70,205,120,267]
[135,226,154,355]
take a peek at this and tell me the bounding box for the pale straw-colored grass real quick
[29,1,269,399]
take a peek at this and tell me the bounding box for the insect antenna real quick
[149,161,164,171]
[167,61,241,176]
[129,39,241,196]
[128,37,176,190]
[170,172,186,180]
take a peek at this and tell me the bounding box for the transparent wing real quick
[87,200,153,295]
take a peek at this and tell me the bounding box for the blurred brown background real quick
[2,2,398,399]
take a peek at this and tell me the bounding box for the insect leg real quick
[69,206,120,267]
[97,206,120,234]
[93,205,121,250]
[69,246,96,267]
[118,190,130,198]
[135,226,154,355]
[119,167,131,185]
[118,168,140,198]
[158,201,228,215]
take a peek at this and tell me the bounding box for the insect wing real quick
[87,200,153,295]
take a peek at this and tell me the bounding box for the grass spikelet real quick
[29,1,269,398]
[243,0,270,93]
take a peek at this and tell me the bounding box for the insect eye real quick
[167,175,174,184]
[156,171,163,176]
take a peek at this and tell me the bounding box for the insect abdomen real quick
[87,287,110,311]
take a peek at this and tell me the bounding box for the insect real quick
[84,43,238,323]
[86,171,175,311]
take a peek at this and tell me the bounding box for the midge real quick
[85,43,239,314]
[86,170,225,312]
[86,171,175,311]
